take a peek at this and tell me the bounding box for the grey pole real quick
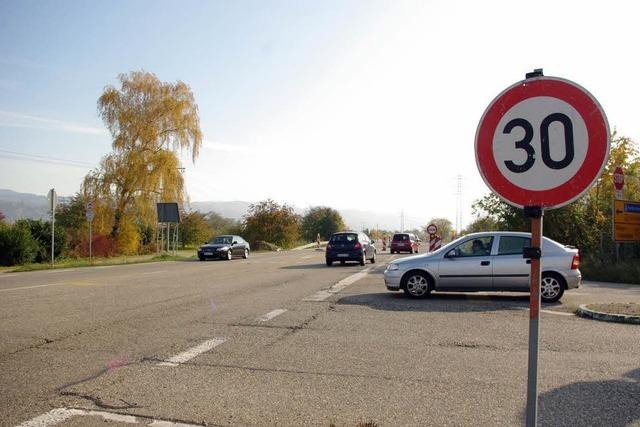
[89,221,92,260]
[51,207,55,264]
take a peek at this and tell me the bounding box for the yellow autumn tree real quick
[83,71,202,254]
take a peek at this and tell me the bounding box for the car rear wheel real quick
[226,250,233,261]
[370,251,376,264]
[326,260,332,266]
[243,249,249,259]
[199,256,205,261]
[402,271,432,299]
[541,273,565,303]
[359,252,366,266]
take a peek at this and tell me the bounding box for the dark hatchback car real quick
[326,231,376,266]
[390,233,420,254]
[198,235,250,261]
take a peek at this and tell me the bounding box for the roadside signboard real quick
[85,201,94,222]
[613,166,624,200]
[475,71,609,427]
[614,199,640,241]
[476,76,610,209]
[426,224,437,235]
[47,188,57,212]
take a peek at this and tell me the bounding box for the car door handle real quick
[526,259,531,264]
[481,261,490,266]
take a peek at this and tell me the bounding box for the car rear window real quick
[330,233,358,243]
[393,234,409,241]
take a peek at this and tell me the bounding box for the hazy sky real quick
[1,0,638,228]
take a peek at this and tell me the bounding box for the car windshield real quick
[330,233,357,243]
[211,236,233,245]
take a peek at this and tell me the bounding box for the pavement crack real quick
[60,391,142,410]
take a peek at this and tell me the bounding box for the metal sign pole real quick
[524,207,543,427]
[51,207,55,265]
[89,221,92,260]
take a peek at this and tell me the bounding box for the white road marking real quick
[0,283,62,293]
[157,337,226,367]
[48,269,76,274]
[17,407,201,426]
[303,268,372,302]
[141,270,168,275]
[541,309,575,316]
[256,309,287,322]
[301,255,314,259]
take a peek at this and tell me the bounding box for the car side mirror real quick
[445,249,456,258]
[233,241,238,245]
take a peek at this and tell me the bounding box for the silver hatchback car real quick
[383,232,580,303]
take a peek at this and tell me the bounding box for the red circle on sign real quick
[427,224,437,235]
[613,166,624,191]
[475,77,609,209]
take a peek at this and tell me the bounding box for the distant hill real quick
[188,201,252,220]
[1,189,423,231]
[0,189,53,221]
[188,200,422,231]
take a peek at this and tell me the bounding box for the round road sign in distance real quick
[475,76,610,209]
[427,224,437,235]
[613,166,624,191]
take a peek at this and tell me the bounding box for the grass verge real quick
[2,250,197,273]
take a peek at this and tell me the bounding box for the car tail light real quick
[326,244,332,251]
[354,242,362,249]
[571,253,580,269]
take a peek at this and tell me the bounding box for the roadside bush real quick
[581,257,640,284]
[75,234,118,258]
[14,219,68,262]
[243,199,300,249]
[0,223,39,266]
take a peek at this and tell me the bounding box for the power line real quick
[0,148,95,168]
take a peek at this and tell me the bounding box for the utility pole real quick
[400,210,405,232]
[455,174,463,234]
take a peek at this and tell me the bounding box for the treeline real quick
[0,200,348,266]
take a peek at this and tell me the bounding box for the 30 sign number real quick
[503,112,575,173]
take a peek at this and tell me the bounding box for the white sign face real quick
[86,201,94,221]
[427,224,437,235]
[492,97,589,192]
[47,189,57,211]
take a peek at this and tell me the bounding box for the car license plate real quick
[204,252,213,255]
[337,253,349,258]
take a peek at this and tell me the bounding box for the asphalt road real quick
[1,248,639,426]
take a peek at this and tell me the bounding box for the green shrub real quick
[14,219,68,262]
[0,223,39,266]
[581,257,640,284]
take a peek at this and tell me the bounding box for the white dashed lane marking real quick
[157,337,226,367]
[303,268,373,302]
[0,283,62,293]
[17,407,200,426]
[256,309,287,322]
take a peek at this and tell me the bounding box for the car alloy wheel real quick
[541,273,564,302]
[403,272,431,298]
[359,252,366,266]
[243,249,249,259]
[226,250,233,261]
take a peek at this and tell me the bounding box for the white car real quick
[383,231,580,303]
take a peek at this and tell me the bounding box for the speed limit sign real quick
[475,76,610,209]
